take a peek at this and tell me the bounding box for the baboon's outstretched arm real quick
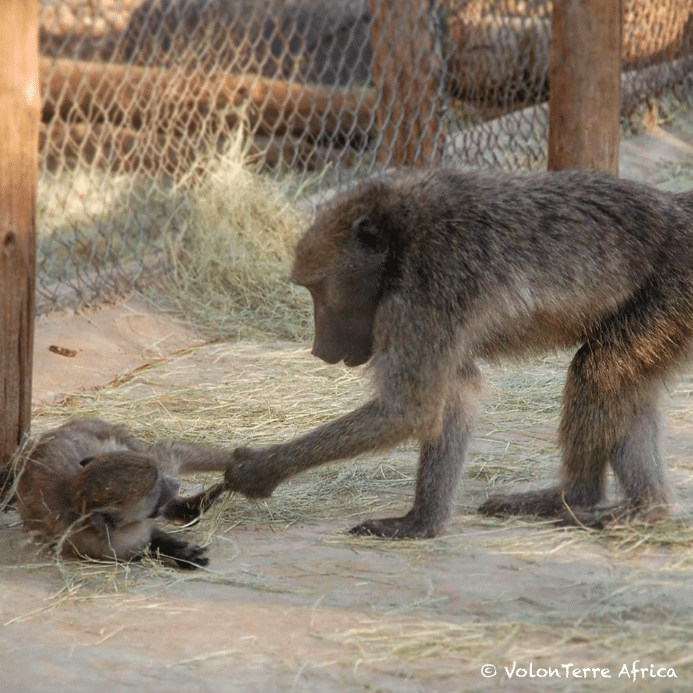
[226,399,416,499]
[226,363,484,538]
[148,441,233,475]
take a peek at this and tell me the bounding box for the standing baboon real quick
[17,419,229,568]
[224,167,693,538]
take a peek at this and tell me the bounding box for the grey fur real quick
[225,168,693,537]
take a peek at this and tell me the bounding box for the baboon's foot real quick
[556,501,670,529]
[478,488,573,518]
[350,511,442,539]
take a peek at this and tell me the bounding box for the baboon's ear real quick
[79,456,95,467]
[352,215,387,254]
[88,509,121,534]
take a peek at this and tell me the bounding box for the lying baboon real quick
[225,167,693,538]
[16,419,229,568]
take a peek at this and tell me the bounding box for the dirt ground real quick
[4,119,693,693]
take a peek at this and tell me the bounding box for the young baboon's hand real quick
[149,530,209,570]
[169,541,209,570]
[224,447,280,499]
[163,481,227,524]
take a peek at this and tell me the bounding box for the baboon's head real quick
[292,180,401,367]
[73,453,180,534]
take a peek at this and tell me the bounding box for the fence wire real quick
[37,0,693,313]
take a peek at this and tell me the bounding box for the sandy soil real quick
[3,119,693,693]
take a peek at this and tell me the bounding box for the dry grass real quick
[317,616,693,690]
[11,342,693,687]
[28,341,693,559]
[156,128,316,341]
[17,109,693,691]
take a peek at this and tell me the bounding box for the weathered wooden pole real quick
[369,0,446,167]
[0,0,39,485]
[548,0,623,173]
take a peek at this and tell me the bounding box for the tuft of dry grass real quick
[319,615,693,684]
[157,127,315,341]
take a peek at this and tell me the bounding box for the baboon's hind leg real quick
[479,341,615,520]
[480,289,686,524]
[565,388,670,527]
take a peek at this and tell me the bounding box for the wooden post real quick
[548,0,622,173]
[0,0,39,482]
[368,0,446,167]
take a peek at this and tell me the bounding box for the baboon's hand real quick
[163,481,228,524]
[149,530,209,570]
[225,447,280,499]
[170,542,209,570]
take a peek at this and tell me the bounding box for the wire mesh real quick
[37,0,693,313]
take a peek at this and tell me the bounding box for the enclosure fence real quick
[38,0,693,313]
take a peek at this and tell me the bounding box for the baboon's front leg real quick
[351,381,480,539]
[225,400,416,499]
[351,405,472,539]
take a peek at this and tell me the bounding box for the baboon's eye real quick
[353,215,386,254]
[79,456,95,467]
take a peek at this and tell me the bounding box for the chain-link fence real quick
[37,0,693,313]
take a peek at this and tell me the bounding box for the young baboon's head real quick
[73,453,180,532]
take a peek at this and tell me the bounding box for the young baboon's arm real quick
[162,481,228,523]
[148,527,209,569]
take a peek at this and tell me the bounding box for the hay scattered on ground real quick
[9,340,693,682]
[320,615,693,682]
[156,128,315,341]
[28,340,693,561]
